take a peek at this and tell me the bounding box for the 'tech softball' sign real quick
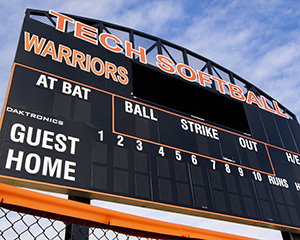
[2,9,300,233]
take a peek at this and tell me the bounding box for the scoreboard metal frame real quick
[2,9,300,233]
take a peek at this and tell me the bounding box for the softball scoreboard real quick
[1,9,300,232]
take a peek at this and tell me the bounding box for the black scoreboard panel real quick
[131,62,251,135]
[2,9,300,232]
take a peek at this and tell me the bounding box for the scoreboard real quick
[2,9,300,233]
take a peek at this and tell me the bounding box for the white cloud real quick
[109,1,185,35]
[91,199,283,240]
[52,0,136,19]
[170,0,300,118]
[38,0,185,36]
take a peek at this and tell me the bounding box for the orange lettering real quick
[197,71,212,87]
[176,64,197,82]
[57,44,72,65]
[105,62,117,81]
[228,83,245,101]
[246,91,263,108]
[125,41,147,64]
[156,55,175,74]
[49,10,74,32]
[85,54,91,72]
[212,76,227,94]
[99,33,123,53]
[24,32,46,54]
[74,21,98,45]
[117,66,129,85]
[40,40,57,60]
[260,96,276,114]
[91,57,104,76]
[273,101,289,118]
[71,50,86,70]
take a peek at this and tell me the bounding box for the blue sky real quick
[2,0,300,239]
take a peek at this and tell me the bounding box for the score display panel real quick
[2,9,300,232]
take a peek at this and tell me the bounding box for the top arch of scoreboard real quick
[24,8,296,121]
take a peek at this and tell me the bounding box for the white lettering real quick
[125,101,133,113]
[295,182,300,191]
[268,175,289,188]
[36,74,48,88]
[25,153,41,174]
[68,136,80,155]
[125,101,158,121]
[181,119,188,130]
[5,149,76,181]
[180,118,219,140]
[6,107,64,126]
[62,81,72,95]
[42,130,55,150]
[36,74,58,89]
[286,152,300,165]
[42,157,62,178]
[239,137,258,152]
[55,134,67,153]
[64,161,76,181]
[26,127,42,146]
[5,149,23,171]
[10,123,26,143]
[10,123,79,155]
[62,81,91,100]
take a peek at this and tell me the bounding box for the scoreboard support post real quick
[65,196,91,240]
[282,232,300,240]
